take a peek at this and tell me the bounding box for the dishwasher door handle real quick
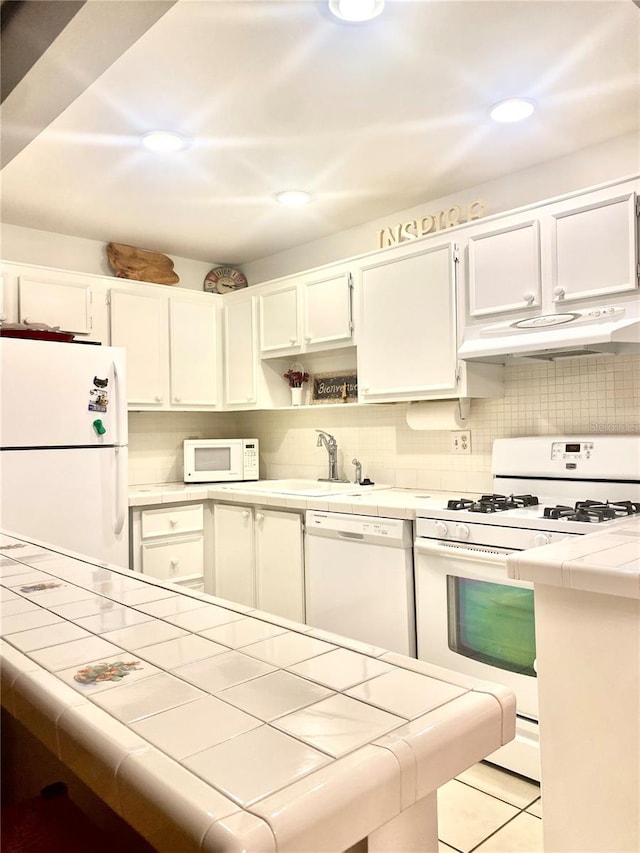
[337,531,365,540]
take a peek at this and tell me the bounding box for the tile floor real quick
[438,761,542,853]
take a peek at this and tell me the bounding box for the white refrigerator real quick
[0,337,129,568]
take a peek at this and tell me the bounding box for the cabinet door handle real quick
[170,559,179,571]
[169,519,178,527]
[246,395,255,402]
[242,510,250,519]
[154,395,163,402]
[553,286,565,301]
[305,336,311,343]
[290,337,297,345]
[523,292,535,305]
[174,396,181,403]
[255,512,264,522]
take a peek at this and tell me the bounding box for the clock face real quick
[204,266,248,294]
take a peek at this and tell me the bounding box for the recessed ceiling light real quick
[142,131,188,152]
[328,0,384,22]
[275,190,313,207]
[489,98,536,123]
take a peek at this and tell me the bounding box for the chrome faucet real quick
[316,430,343,482]
[352,458,362,485]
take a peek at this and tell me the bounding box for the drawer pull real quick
[256,512,264,522]
[170,519,178,527]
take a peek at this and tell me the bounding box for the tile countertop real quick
[128,482,469,519]
[508,516,640,599]
[0,530,515,853]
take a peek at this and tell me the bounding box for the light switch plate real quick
[451,430,471,455]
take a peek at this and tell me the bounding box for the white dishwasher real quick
[304,510,416,656]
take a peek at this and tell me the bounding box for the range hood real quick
[458,308,640,362]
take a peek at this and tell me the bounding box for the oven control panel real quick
[551,441,594,461]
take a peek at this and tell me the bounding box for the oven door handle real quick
[414,539,512,565]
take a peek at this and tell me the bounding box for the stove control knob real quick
[434,521,449,537]
[534,533,551,547]
[455,523,470,540]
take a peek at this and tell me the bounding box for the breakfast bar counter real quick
[508,517,640,853]
[1,530,515,853]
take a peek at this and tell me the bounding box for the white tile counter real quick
[1,530,515,853]
[508,518,640,853]
[129,482,465,519]
[508,515,640,598]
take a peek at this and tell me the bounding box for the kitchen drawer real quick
[141,535,204,582]
[141,504,204,539]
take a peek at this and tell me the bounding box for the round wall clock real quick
[204,266,248,294]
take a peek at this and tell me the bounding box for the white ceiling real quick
[1,0,639,265]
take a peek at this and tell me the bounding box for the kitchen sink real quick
[220,479,380,497]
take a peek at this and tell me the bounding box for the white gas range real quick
[414,435,640,781]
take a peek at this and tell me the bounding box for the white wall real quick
[0,223,216,291]
[242,132,640,284]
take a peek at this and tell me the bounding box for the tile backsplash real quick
[129,354,640,492]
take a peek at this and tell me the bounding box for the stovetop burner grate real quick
[543,500,640,523]
[446,494,540,514]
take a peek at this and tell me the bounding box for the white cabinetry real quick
[110,284,221,410]
[549,185,638,304]
[0,261,109,342]
[223,291,258,408]
[356,241,459,402]
[259,283,299,355]
[213,503,304,622]
[259,265,354,357]
[463,180,638,323]
[169,297,220,407]
[131,502,213,592]
[467,218,541,317]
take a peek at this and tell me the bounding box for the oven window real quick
[447,577,536,676]
[194,446,231,472]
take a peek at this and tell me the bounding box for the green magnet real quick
[93,419,106,435]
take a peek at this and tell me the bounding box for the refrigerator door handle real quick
[114,445,127,535]
[113,354,128,447]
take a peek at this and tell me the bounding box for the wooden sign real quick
[377,200,485,248]
[311,372,358,405]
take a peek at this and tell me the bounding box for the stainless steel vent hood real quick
[458,308,640,363]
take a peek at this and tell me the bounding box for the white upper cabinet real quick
[110,285,221,410]
[467,218,541,317]
[110,288,170,408]
[357,241,458,402]
[0,262,109,342]
[223,291,258,408]
[549,188,638,304]
[169,297,220,408]
[258,264,354,357]
[301,270,352,348]
[461,179,638,325]
[259,283,299,354]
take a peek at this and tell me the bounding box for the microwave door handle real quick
[414,539,511,566]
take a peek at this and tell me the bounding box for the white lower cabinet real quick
[213,503,304,621]
[130,502,213,592]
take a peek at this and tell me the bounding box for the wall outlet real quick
[451,430,472,455]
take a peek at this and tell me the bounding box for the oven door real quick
[414,537,538,721]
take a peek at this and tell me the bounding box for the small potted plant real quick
[283,363,309,406]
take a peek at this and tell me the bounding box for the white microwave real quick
[183,439,259,483]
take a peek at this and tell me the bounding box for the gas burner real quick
[446,498,474,510]
[543,499,640,523]
[446,494,540,514]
